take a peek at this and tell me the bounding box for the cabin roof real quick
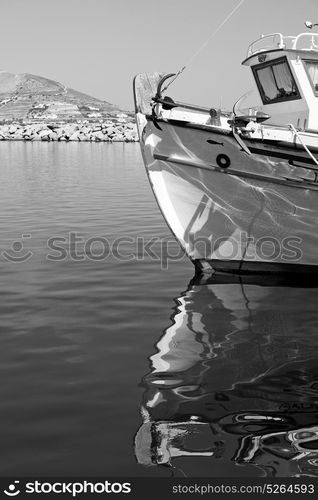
[242,32,318,65]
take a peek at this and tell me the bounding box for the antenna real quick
[305,20,318,29]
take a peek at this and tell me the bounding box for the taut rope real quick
[161,0,246,94]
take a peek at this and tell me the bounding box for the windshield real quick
[253,57,300,104]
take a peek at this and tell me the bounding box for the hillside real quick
[0,71,130,122]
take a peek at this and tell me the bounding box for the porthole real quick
[216,154,231,169]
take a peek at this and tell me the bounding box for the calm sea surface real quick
[2,142,318,478]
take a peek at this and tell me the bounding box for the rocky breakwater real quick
[0,121,139,142]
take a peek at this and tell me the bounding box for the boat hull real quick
[134,76,318,273]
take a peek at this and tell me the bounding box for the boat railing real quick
[247,33,285,57]
[292,33,318,51]
[154,96,233,119]
[247,32,318,57]
[155,97,212,114]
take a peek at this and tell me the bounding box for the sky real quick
[0,0,317,110]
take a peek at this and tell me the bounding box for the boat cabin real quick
[242,33,318,130]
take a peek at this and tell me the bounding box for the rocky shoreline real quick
[0,121,139,142]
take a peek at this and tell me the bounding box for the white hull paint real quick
[137,112,318,272]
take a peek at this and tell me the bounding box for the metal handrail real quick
[247,33,284,57]
[247,32,318,57]
[292,33,318,50]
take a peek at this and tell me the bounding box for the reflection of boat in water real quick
[134,273,318,476]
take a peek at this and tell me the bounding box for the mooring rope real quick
[161,0,246,94]
[289,123,318,167]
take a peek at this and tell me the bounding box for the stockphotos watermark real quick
[1,231,303,268]
[3,480,131,496]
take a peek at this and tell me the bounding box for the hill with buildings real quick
[0,71,138,141]
[0,71,131,122]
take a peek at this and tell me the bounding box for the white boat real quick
[134,31,318,274]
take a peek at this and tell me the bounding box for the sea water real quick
[1,142,318,477]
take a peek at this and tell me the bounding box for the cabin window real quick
[304,60,318,94]
[252,57,300,104]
